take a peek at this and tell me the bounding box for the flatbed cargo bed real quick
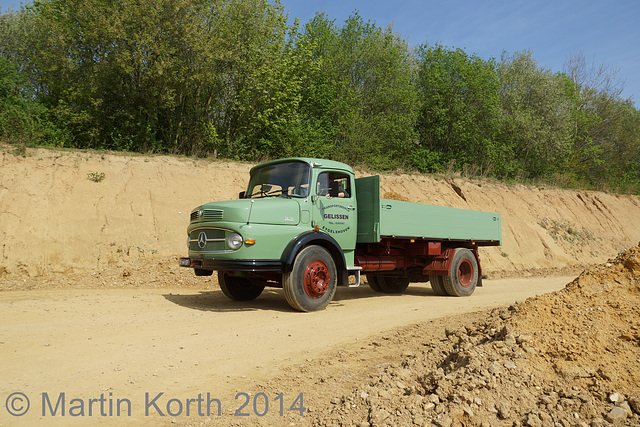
[356,176,501,245]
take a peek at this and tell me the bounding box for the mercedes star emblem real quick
[197,231,207,249]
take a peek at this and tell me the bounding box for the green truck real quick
[179,158,501,311]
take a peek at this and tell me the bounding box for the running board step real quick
[346,266,362,287]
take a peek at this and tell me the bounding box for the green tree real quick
[293,12,417,169]
[11,0,299,156]
[0,55,70,146]
[563,53,640,192]
[497,50,574,178]
[208,0,302,159]
[414,44,503,174]
[0,57,38,143]
[3,0,638,194]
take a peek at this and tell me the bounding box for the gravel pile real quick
[314,244,640,426]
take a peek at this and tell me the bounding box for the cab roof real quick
[250,158,354,174]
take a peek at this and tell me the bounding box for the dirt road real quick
[0,276,572,426]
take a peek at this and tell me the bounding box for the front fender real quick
[280,231,346,279]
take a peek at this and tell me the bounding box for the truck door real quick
[313,171,357,252]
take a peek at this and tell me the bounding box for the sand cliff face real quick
[2,146,640,427]
[1,145,640,278]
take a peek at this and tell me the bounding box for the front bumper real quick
[179,257,282,272]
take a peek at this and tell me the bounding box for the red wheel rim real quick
[303,260,330,298]
[458,259,474,287]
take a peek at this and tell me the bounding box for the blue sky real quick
[2,0,638,107]
[280,0,639,106]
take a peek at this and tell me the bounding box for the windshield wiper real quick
[247,190,264,198]
[265,189,291,198]
[247,188,291,198]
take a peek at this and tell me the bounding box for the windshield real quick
[245,161,311,199]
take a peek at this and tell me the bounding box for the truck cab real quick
[180,158,501,311]
[180,158,360,311]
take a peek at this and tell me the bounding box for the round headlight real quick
[227,233,243,250]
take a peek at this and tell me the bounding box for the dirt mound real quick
[313,244,640,426]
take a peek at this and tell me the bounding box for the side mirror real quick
[239,191,246,199]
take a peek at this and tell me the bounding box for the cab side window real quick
[316,172,351,198]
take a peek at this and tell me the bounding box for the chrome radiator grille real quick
[190,209,224,222]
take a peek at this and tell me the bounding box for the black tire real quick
[376,276,410,293]
[283,245,337,312]
[442,248,478,297]
[429,275,448,296]
[366,274,384,292]
[194,268,213,276]
[218,272,264,301]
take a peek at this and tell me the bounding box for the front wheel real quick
[283,245,337,312]
[442,248,478,297]
[218,272,265,301]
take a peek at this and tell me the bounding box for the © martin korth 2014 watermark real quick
[3,391,306,418]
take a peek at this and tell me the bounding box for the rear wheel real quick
[366,274,384,292]
[283,246,337,312]
[429,275,448,296]
[218,272,264,301]
[443,248,478,297]
[376,276,410,293]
